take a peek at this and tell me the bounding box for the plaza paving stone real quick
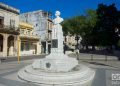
[0,55,119,86]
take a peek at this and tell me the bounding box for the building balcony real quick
[0,25,19,35]
[20,34,40,41]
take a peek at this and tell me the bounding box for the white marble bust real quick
[53,11,64,25]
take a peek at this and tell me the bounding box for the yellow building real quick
[19,22,41,56]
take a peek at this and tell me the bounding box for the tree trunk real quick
[92,45,95,50]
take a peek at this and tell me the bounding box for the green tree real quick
[80,9,97,50]
[95,3,119,49]
[62,9,97,50]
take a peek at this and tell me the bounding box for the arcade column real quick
[3,34,8,57]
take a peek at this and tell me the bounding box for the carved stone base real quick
[18,64,95,86]
[32,53,78,72]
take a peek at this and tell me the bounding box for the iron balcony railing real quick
[0,24,20,34]
[0,24,19,30]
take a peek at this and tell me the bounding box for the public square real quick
[0,54,120,86]
[0,0,120,86]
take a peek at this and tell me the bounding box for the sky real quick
[0,0,120,18]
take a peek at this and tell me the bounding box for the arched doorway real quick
[7,35,14,56]
[0,34,3,52]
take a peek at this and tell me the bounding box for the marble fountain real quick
[18,11,95,86]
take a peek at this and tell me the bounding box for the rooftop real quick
[20,10,52,16]
[0,2,20,14]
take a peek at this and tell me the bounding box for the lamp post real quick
[17,36,20,63]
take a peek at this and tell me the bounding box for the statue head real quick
[53,11,63,24]
[55,11,60,17]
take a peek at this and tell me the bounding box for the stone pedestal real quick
[51,24,63,53]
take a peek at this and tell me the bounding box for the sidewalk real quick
[69,53,119,61]
[0,54,46,63]
[69,53,120,69]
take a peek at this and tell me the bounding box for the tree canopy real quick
[62,3,120,49]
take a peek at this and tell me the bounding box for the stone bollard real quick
[91,54,93,61]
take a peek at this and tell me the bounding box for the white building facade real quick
[0,3,20,57]
[20,10,53,54]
